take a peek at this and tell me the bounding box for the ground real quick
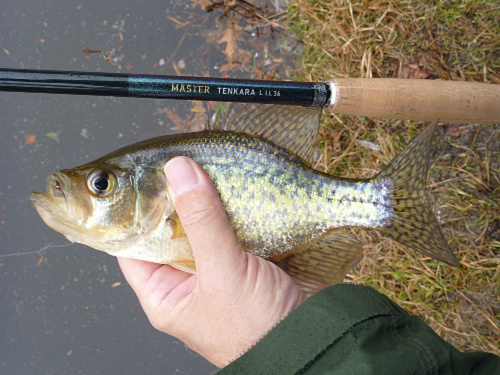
[288,0,499,355]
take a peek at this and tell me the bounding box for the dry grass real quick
[288,0,500,355]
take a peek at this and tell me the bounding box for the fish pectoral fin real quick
[168,260,196,274]
[168,212,187,239]
[207,104,322,164]
[271,230,363,296]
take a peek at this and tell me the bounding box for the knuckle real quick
[148,310,173,333]
[148,316,163,332]
[178,200,219,229]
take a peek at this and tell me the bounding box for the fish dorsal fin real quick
[271,230,364,295]
[207,104,322,163]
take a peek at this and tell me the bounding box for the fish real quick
[30,104,459,294]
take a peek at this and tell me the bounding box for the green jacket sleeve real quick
[218,284,500,375]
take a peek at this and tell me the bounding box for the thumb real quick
[164,157,246,280]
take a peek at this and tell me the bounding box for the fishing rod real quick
[1,68,499,123]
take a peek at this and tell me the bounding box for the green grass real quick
[288,0,499,355]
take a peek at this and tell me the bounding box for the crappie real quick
[31,104,459,293]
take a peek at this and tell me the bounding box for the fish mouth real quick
[30,191,67,221]
[30,172,74,231]
[31,189,90,246]
[46,172,68,199]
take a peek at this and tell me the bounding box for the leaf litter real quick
[46,132,60,142]
[25,133,36,145]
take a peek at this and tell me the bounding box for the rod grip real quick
[326,78,500,123]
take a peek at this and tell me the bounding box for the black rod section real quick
[0,69,129,96]
[0,68,330,107]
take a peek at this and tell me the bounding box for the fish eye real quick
[87,170,117,197]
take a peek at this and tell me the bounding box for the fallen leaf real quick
[46,132,60,142]
[218,22,243,59]
[164,108,184,130]
[219,61,236,73]
[80,129,88,138]
[185,101,207,132]
[331,133,341,150]
[443,123,469,137]
[25,133,36,144]
[219,28,236,57]
[111,282,121,288]
[240,51,251,65]
[399,56,431,79]
[3,48,10,55]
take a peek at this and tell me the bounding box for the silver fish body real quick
[31,104,459,293]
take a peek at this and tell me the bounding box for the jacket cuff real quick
[218,284,405,374]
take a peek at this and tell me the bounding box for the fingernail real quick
[165,157,199,196]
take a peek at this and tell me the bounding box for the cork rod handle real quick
[326,78,500,124]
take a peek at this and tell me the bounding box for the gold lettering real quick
[186,85,192,92]
[172,84,179,91]
[204,86,210,93]
[180,85,185,92]
[193,85,198,92]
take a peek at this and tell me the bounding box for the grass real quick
[287,0,499,355]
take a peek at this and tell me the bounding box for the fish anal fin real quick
[207,104,322,164]
[271,230,364,295]
[169,259,196,274]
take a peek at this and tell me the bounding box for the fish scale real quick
[179,133,392,258]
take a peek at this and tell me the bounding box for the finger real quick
[118,257,163,289]
[164,157,245,280]
[117,257,193,310]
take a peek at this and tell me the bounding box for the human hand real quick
[118,157,306,367]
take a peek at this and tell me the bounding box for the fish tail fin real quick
[374,122,460,266]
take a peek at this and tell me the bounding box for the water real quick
[0,1,297,373]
